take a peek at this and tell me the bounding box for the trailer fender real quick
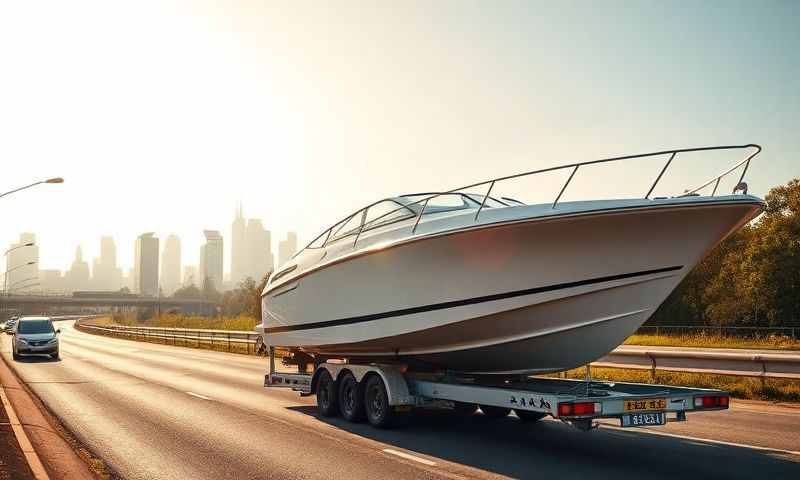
[320,364,414,406]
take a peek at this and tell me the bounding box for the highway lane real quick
[1,322,798,480]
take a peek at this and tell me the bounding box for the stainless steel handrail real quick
[299,144,761,254]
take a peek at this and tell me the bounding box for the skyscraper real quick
[230,203,247,286]
[134,233,159,296]
[160,234,181,296]
[245,219,273,281]
[65,246,90,292]
[5,233,38,293]
[39,269,64,293]
[278,232,298,268]
[92,236,122,291]
[199,230,223,292]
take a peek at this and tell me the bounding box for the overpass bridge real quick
[0,293,218,318]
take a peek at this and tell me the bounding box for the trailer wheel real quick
[479,405,511,418]
[338,372,365,422]
[316,369,339,417]
[514,410,546,422]
[364,375,409,428]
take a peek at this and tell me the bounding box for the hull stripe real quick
[263,265,682,334]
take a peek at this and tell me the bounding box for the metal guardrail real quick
[595,347,800,382]
[77,322,800,381]
[636,324,797,339]
[76,323,264,355]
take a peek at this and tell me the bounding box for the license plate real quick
[624,398,666,412]
[621,412,666,427]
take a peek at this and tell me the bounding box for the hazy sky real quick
[1,0,798,274]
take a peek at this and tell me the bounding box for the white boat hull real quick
[262,197,762,374]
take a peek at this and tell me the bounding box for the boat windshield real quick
[398,193,509,213]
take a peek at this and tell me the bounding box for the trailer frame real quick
[265,348,730,431]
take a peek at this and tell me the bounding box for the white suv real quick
[12,316,60,360]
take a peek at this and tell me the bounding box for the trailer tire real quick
[316,369,339,417]
[514,410,546,422]
[364,375,409,428]
[479,405,511,418]
[338,372,365,422]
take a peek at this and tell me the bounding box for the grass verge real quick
[624,333,800,351]
[87,313,258,331]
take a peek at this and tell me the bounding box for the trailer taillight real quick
[694,395,729,409]
[558,402,601,417]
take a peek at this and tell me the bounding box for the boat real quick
[258,145,764,374]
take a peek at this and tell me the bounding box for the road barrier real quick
[595,347,800,382]
[75,323,264,355]
[76,322,800,381]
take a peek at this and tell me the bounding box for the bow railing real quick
[299,144,761,254]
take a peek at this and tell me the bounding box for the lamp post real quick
[12,282,40,294]
[0,177,64,200]
[4,242,35,257]
[2,243,35,296]
[3,261,36,296]
[8,277,37,290]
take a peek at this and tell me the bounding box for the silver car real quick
[12,316,60,360]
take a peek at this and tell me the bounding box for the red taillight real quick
[694,395,729,409]
[558,402,598,417]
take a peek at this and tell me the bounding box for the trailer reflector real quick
[694,395,729,409]
[558,402,601,417]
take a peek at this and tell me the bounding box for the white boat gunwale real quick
[263,195,764,296]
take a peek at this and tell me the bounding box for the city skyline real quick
[1,225,298,282]
[3,214,298,294]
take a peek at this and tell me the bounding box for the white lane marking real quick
[603,424,800,456]
[185,391,212,401]
[382,448,437,466]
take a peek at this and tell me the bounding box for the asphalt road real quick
[1,322,798,480]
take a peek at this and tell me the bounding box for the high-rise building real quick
[134,233,159,296]
[278,232,298,268]
[199,230,223,292]
[5,233,38,293]
[92,236,122,291]
[65,246,90,292]
[39,269,64,293]
[160,234,181,295]
[182,265,197,287]
[230,203,247,286]
[245,219,273,281]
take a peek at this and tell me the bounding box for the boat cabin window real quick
[306,230,329,249]
[328,211,365,243]
[463,194,509,208]
[363,200,415,230]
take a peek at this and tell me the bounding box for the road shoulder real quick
[0,352,98,480]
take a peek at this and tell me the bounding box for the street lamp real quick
[0,177,64,199]
[12,282,40,294]
[3,261,36,295]
[4,242,35,256]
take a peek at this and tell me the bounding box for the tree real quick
[651,178,800,328]
[220,271,271,319]
[172,284,202,299]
